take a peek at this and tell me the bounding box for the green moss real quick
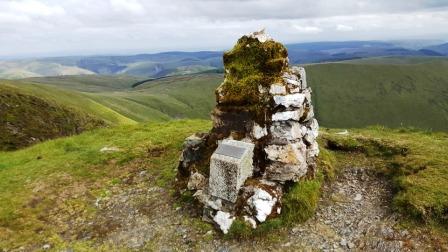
[226,219,253,239]
[218,36,288,105]
[317,146,337,180]
[282,174,323,225]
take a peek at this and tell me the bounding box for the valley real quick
[3,56,447,132]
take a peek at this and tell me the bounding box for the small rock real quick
[247,188,277,222]
[340,238,347,247]
[42,244,51,250]
[354,194,363,201]
[348,242,355,249]
[100,146,120,153]
[282,242,292,247]
[187,172,207,190]
[213,211,235,234]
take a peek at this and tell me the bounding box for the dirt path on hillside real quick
[65,166,439,251]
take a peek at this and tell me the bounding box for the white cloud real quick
[293,25,323,34]
[336,24,354,31]
[9,0,65,17]
[110,0,145,15]
[0,0,447,57]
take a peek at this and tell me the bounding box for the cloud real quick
[110,0,145,15]
[9,0,65,17]
[0,0,447,57]
[293,25,323,34]
[336,24,354,31]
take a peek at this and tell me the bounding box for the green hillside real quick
[25,75,145,92]
[306,60,448,131]
[5,58,448,132]
[0,80,136,125]
[0,84,105,151]
[25,73,221,122]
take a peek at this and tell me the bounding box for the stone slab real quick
[209,140,255,202]
[215,144,246,159]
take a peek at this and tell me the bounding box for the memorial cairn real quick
[176,30,319,234]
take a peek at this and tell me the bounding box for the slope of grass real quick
[0,84,105,151]
[21,73,221,122]
[307,60,448,131]
[0,80,136,125]
[0,120,211,249]
[25,74,145,92]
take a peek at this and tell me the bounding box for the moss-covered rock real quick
[217,35,288,106]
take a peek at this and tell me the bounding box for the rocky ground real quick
[51,164,443,251]
[284,166,432,252]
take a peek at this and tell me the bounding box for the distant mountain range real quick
[0,40,447,79]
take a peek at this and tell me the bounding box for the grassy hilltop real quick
[0,120,447,250]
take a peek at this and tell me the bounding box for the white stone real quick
[307,141,320,159]
[354,193,363,201]
[272,110,303,121]
[291,66,307,89]
[336,130,349,135]
[303,88,312,102]
[243,215,257,229]
[265,142,307,164]
[302,104,315,122]
[270,121,304,141]
[269,84,286,95]
[303,119,319,145]
[284,77,301,87]
[289,87,301,93]
[265,162,307,181]
[248,188,277,222]
[282,72,298,81]
[187,172,207,190]
[273,93,306,108]
[213,211,235,234]
[209,140,255,202]
[297,67,307,89]
[193,190,208,204]
[207,198,223,210]
[248,29,272,43]
[252,123,268,139]
[100,146,120,153]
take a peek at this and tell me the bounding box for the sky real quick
[1,0,448,58]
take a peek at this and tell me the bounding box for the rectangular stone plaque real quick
[214,144,246,159]
[208,140,255,202]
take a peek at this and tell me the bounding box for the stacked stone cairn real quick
[176,30,319,234]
